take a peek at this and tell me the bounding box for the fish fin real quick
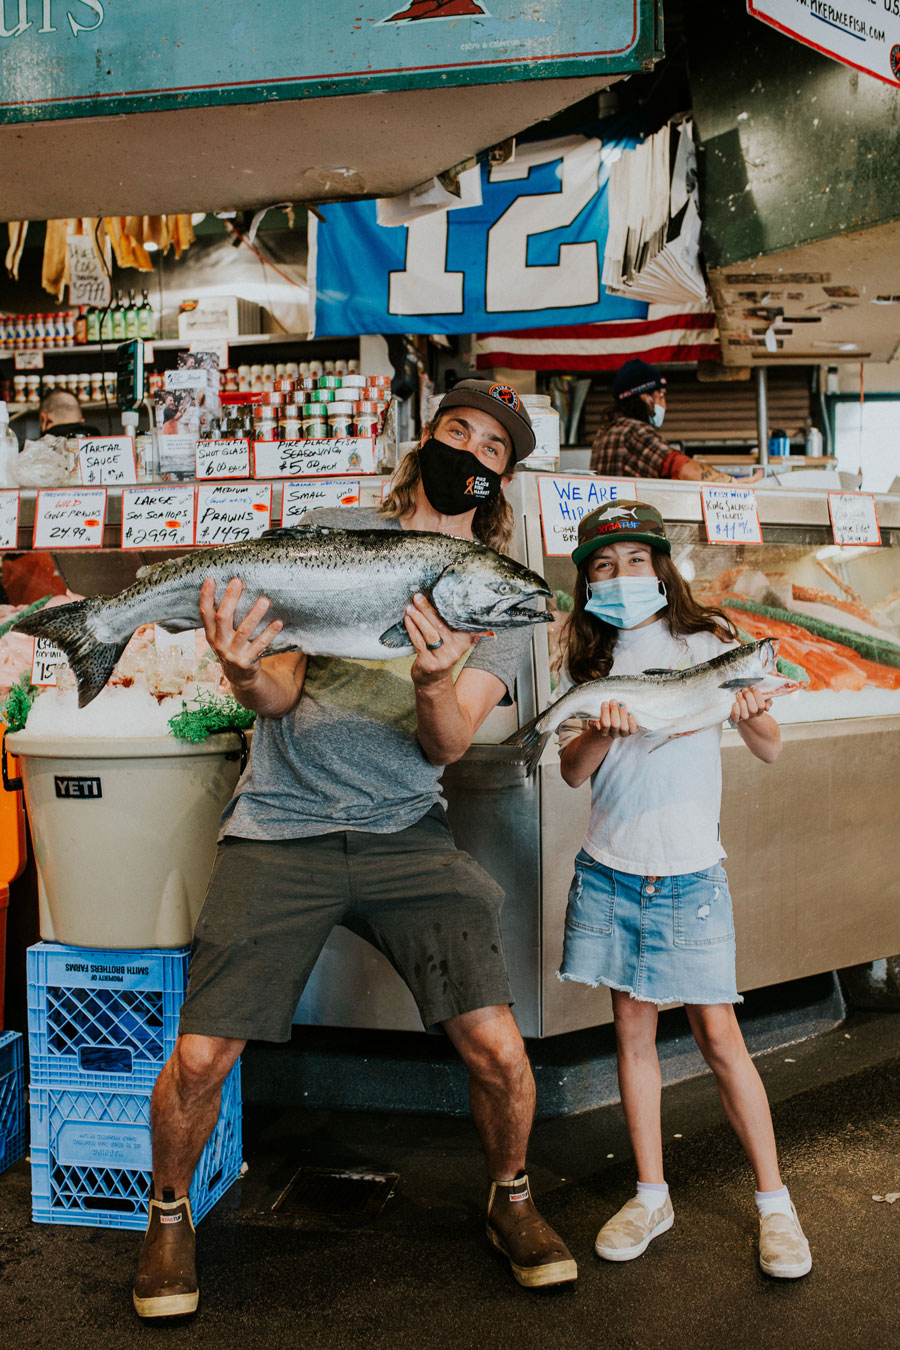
[719,677,757,690]
[135,560,168,581]
[502,712,552,777]
[13,600,128,708]
[155,618,200,634]
[379,622,412,649]
[642,667,672,676]
[260,525,333,541]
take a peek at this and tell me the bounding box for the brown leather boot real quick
[485,1172,577,1288]
[132,1189,199,1318]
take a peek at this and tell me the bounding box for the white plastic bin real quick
[5,731,244,949]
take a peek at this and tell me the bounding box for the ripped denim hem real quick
[556,971,744,1007]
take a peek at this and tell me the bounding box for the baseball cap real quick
[571,499,671,565]
[436,379,536,463]
[613,359,666,401]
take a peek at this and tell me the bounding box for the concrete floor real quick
[2,1007,900,1349]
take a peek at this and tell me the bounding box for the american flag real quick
[474,305,720,373]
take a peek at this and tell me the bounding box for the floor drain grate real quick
[272,1167,399,1219]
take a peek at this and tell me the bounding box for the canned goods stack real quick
[211,367,392,442]
[0,313,75,351]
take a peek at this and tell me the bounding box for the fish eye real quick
[497,582,512,594]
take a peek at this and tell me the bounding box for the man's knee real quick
[448,1006,529,1086]
[170,1034,244,1095]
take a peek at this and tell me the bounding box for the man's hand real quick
[198,577,283,681]
[404,592,482,686]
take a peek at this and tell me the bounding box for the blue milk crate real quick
[0,1030,26,1173]
[27,944,191,1092]
[30,1060,242,1229]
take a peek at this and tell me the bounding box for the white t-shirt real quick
[558,622,738,877]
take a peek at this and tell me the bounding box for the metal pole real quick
[755,366,769,469]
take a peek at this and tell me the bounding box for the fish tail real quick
[13,599,127,708]
[502,712,553,777]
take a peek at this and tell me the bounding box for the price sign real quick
[536,475,636,557]
[31,636,67,687]
[196,483,272,545]
[253,437,376,479]
[828,492,881,546]
[0,491,19,548]
[33,489,106,548]
[195,438,252,480]
[14,349,43,370]
[66,235,111,309]
[121,487,196,549]
[78,436,138,486]
[282,479,361,523]
[700,487,763,545]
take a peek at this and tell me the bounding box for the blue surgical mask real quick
[650,403,665,428]
[584,576,667,629]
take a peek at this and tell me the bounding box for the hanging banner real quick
[748,2,900,89]
[310,136,648,337]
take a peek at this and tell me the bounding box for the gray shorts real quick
[179,806,513,1040]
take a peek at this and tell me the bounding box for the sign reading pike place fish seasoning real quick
[196,483,273,546]
[281,479,361,524]
[121,486,196,549]
[0,490,19,548]
[195,438,252,480]
[252,438,376,479]
[828,492,881,546]
[78,436,138,486]
[33,488,107,548]
[536,475,636,556]
[31,636,67,687]
[700,486,764,545]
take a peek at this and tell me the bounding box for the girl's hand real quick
[730,686,772,723]
[585,700,640,739]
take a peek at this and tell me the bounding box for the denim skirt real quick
[559,851,741,1006]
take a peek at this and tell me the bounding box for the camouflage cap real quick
[571,499,671,565]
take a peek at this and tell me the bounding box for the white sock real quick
[636,1180,669,1209]
[755,1185,792,1217]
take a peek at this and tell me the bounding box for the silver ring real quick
[425,638,444,650]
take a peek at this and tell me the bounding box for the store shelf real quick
[2,333,352,358]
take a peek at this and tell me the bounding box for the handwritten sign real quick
[196,483,272,545]
[14,349,43,371]
[828,492,881,547]
[282,478,361,523]
[121,487,196,549]
[33,489,106,549]
[31,637,68,687]
[253,437,376,479]
[536,475,636,556]
[78,436,138,486]
[66,235,111,309]
[195,438,252,480]
[0,491,19,548]
[701,487,763,545]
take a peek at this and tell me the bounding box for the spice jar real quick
[260,390,286,407]
[327,401,354,438]
[339,373,366,390]
[255,414,281,442]
[354,404,381,438]
[282,404,303,439]
[25,374,41,404]
[90,371,104,402]
[273,377,295,394]
[302,404,329,438]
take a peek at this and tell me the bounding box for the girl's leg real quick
[611,989,665,1183]
[685,1003,782,1192]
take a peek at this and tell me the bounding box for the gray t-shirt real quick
[221,508,531,839]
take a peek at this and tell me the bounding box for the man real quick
[38,388,100,438]
[133,379,577,1319]
[590,359,762,485]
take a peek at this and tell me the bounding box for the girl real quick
[557,498,811,1280]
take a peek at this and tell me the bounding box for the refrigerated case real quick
[18,474,900,1038]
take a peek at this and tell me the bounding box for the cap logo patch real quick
[488,384,520,412]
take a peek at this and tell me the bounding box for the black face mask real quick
[418,437,505,517]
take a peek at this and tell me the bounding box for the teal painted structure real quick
[0,0,663,125]
[688,0,900,269]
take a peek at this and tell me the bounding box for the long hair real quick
[379,416,517,554]
[565,549,740,685]
[602,393,652,427]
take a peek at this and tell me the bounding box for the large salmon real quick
[13,525,552,707]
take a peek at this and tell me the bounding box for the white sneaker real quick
[594,1193,674,1262]
[758,1202,812,1279]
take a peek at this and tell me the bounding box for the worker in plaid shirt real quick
[590,360,762,485]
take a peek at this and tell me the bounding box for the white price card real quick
[195,438,252,480]
[66,234,111,309]
[121,487,196,549]
[253,438,376,479]
[78,436,138,486]
[196,483,272,545]
[0,491,19,549]
[31,636,67,687]
[700,486,763,545]
[282,479,361,524]
[828,492,881,546]
[33,489,106,549]
[14,349,43,370]
[536,476,636,557]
